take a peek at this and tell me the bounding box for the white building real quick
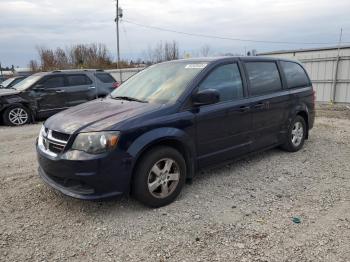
[258,45,350,103]
[106,68,144,83]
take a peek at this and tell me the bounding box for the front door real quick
[194,62,252,168]
[30,75,69,116]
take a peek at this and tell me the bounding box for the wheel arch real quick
[127,128,196,192]
[1,102,35,123]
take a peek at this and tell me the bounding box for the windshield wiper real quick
[112,96,148,103]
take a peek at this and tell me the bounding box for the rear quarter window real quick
[245,62,282,96]
[281,61,310,88]
[95,73,115,83]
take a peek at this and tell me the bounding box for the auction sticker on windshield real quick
[185,64,207,69]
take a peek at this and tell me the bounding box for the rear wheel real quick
[281,116,306,152]
[3,105,31,126]
[132,146,186,208]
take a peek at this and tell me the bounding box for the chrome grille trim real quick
[47,130,68,145]
[38,127,70,157]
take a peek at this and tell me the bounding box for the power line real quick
[123,19,349,46]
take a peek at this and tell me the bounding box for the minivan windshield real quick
[13,74,42,91]
[110,61,207,104]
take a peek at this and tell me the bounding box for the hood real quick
[44,98,162,134]
[0,88,20,97]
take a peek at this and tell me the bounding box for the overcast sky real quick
[1,0,350,67]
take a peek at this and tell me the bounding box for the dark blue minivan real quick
[37,57,315,207]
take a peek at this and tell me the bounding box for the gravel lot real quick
[0,108,349,262]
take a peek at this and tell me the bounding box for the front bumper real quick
[37,145,133,200]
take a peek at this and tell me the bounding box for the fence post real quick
[332,55,340,103]
[331,28,343,103]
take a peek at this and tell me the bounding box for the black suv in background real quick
[0,70,117,126]
[37,57,315,207]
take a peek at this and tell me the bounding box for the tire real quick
[281,115,306,152]
[3,105,31,126]
[132,146,187,208]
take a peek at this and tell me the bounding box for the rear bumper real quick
[37,145,133,200]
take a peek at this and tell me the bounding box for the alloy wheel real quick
[147,158,180,199]
[8,108,28,125]
[291,121,304,147]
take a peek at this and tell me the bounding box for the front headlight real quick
[72,131,120,154]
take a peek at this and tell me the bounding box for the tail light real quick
[112,82,120,89]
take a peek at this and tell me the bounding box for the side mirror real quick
[192,89,220,106]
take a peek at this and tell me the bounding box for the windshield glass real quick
[0,78,14,88]
[110,61,207,103]
[13,74,42,91]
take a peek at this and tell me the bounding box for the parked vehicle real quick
[0,70,118,126]
[36,57,315,207]
[0,76,7,83]
[0,76,26,89]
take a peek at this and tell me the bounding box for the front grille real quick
[48,142,65,154]
[51,130,70,141]
[42,129,70,155]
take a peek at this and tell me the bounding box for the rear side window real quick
[199,63,243,102]
[42,76,65,88]
[245,62,282,96]
[95,73,115,83]
[281,61,310,88]
[67,74,92,86]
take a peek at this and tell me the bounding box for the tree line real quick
[28,41,249,72]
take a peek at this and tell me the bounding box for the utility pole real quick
[115,0,123,83]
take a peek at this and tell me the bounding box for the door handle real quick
[239,105,251,112]
[55,90,65,93]
[89,86,96,89]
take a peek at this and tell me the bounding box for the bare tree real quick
[200,44,211,57]
[146,40,179,63]
[28,60,39,72]
[164,41,179,61]
[154,41,164,63]
[37,46,56,71]
[55,48,69,69]
[33,43,114,71]
[68,43,112,68]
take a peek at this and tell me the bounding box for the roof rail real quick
[52,70,61,73]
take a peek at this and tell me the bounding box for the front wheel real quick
[281,116,306,152]
[132,146,186,208]
[3,105,31,126]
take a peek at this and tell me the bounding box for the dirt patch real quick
[316,103,350,119]
[0,111,349,261]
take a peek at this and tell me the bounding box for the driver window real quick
[41,76,65,88]
[198,63,243,102]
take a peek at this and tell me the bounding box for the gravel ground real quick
[0,108,349,262]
